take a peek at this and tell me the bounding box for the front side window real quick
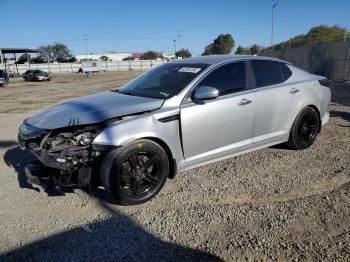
[197,61,246,95]
[118,63,208,99]
[251,60,286,88]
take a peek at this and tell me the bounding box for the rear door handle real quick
[289,88,299,94]
[238,99,252,106]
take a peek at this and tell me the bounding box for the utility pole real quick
[84,34,88,59]
[177,30,181,50]
[47,53,50,73]
[344,27,348,42]
[0,49,3,67]
[173,39,177,56]
[271,2,278,50]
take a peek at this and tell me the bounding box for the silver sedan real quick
[18,55,331,205]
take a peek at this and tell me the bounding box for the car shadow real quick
[3,146,66,196]
[0,140,18,148]
[1,193,221,262]
[330,81,350,106]
[2,147,222,261]
[330,110,350,125]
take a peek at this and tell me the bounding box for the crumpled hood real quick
[27,91,164,129]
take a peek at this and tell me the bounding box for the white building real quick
[76,52,132,62]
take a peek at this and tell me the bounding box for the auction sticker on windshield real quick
[178,67,202,73]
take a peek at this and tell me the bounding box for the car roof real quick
[171,55,290,66]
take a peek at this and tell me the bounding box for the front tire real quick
[287,106,320,150]
[100,139,169,205]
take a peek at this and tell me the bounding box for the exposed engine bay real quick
[40,126,102,169]
[18,122,108,188]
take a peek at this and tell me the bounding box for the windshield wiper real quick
[113,89,136,96]
[120,91,135,96]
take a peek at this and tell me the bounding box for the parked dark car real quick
[0,69,9,87]
[23,70,51,81]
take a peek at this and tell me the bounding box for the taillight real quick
[318,79,330,88]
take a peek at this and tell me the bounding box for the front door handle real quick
[289,88,300,94]
[238,99,252,106]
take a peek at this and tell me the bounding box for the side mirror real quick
[193,86,219,101]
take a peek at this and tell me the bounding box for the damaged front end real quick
[18,121,107,188]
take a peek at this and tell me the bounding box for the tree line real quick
[12,25,349,64]
[264,25,349,51]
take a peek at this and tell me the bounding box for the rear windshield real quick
[118,63,209,99]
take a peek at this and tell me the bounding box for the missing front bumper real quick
[24,160,94,190]
[24,161,51,188]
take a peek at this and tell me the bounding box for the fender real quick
[93,109,186,171]
[289,81,327,129]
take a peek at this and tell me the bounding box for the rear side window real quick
[251,60,288,88]
[281,63,292,81]
[198,61,246,95]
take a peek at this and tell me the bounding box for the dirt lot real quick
[0,72,349,261]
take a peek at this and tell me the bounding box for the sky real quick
[1,0,349,56]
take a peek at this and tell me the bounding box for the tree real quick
[141,51,158,60]
[202,34,235,55]
[202,43,214,56]
[306,25,346,43]
[16,54,31,64]
[235,46,248,55]
[235,44,264,55]
[249,44,264,55]
[65,56,77,62]
[123,56,134,61]
[31,56,45,63]
[175,48,192,58]
[100,55,109,61]
[264,25,349,51]
[37,43,75,63]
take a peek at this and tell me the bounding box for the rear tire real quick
[287,106,320,150]
[100,139,169,205]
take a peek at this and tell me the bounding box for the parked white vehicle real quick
[78,61,101,73]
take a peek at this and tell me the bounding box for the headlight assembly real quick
[75,132,94,146]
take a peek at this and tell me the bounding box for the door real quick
[180,61,255,163]
[250,60,298,143]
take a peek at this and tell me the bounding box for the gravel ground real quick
[0,73,349,261]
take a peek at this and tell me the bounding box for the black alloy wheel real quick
[287,106,320,150]
[101,139,169,205]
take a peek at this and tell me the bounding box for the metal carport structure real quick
[0,48,38,75]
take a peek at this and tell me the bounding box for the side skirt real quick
[179,138,288,173]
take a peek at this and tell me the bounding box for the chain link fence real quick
[260,39,350,80]
[3,59,168,75]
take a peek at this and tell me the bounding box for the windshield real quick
[118,63,208,99]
